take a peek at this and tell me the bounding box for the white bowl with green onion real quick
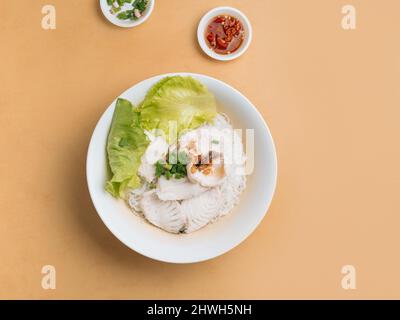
[86,73,277,263]
[100,0,154,28]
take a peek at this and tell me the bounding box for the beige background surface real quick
[1,0,400,299]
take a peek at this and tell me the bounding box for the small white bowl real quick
[99,0,155,28]
[197,7,253,61]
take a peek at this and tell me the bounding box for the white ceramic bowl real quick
[86,73,277,263]
[197,7,253,61]
[99,0,154,28]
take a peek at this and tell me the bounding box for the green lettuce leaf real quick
[140,76,172,106]
[105,98,149,198]
[139,76,217,140]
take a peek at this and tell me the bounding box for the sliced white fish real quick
[138,136,169,182]
[140,190,185,234]
[156,176,208,201]
[127,184,148,213]
[181,189,222,233]
[179,126,224,156]
[138,160,157,183]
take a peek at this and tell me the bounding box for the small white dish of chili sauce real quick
[197,7,252,61]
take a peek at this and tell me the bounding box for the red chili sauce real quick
[205,15,244,55]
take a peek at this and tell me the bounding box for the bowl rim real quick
[99,0,155,28]
[197,6,253,61]
[86,72,277,263]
